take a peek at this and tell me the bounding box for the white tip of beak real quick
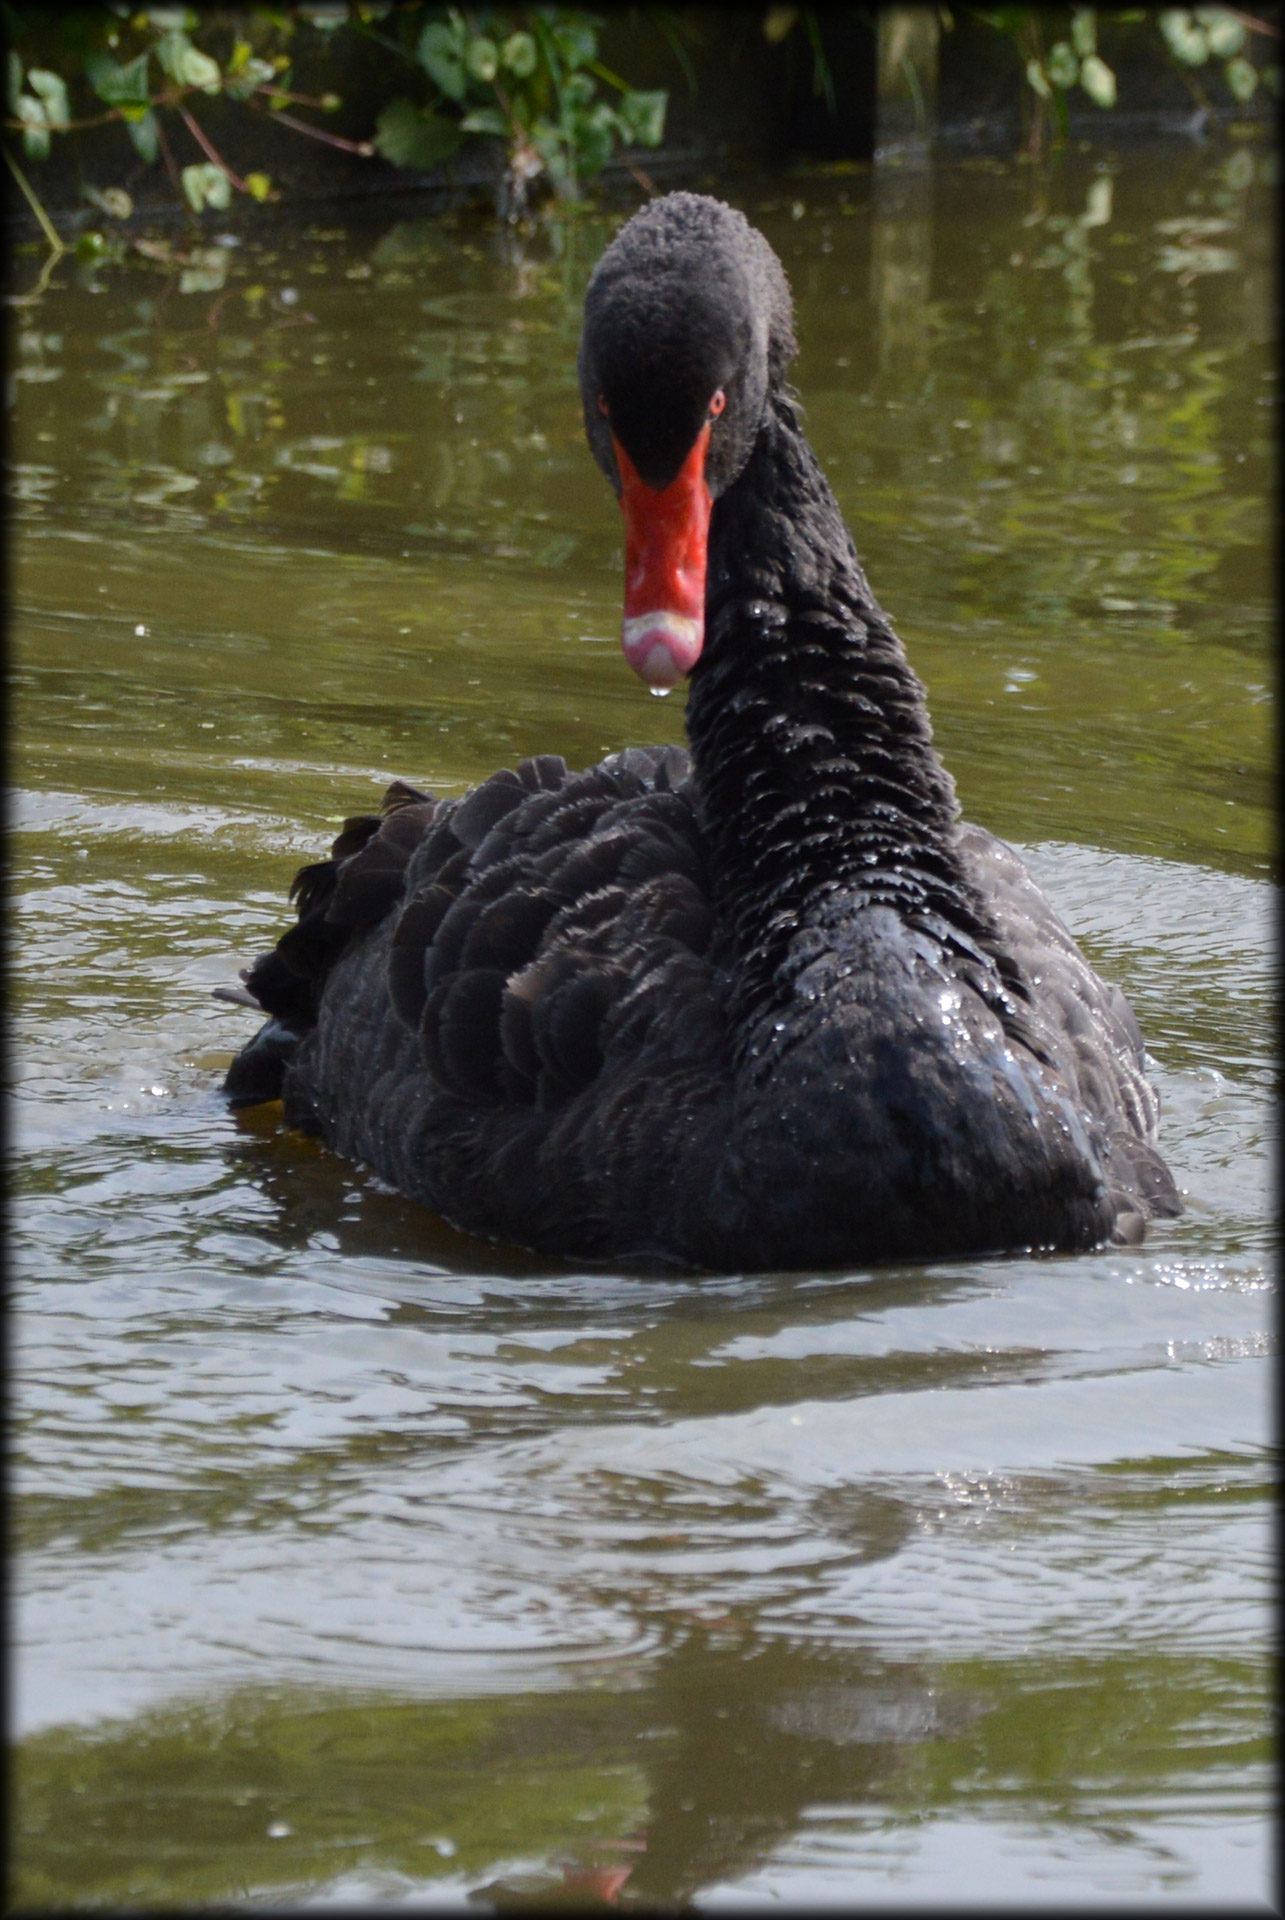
[622,612,702,686]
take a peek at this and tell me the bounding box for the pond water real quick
[9,139,1275,1908]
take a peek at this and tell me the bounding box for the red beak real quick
[611,423,713,689]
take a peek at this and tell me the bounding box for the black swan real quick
[221,192,1180,1270]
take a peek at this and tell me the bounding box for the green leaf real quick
[296,2,349,27]
[83,182,134,217]
[27,69,69,126]
[1070,8,1096,57]
[1224,54,1257,99]
[85,50,151,106]
[179,261,228,292]
[575,115,615,175]
[1046,42,1079,88]
[617,88,666,146]
[1024,57,1052,99]
[17,95,52,160]
[459,106,509,137]
[531,120,570,175]
[1079,54,1116,106]
[417,20,467,100]
[245,171,272,200]
[1197,6,1246,56]
[465,36,498,84]
[1208,15,1247,57]
[223,56,273,101]
[126,107,159,163]
[145,6,196,28]
[541,148,573,191]
[550,19,598,72]
[1159,10,1210,65]
[9,50,26,115]
[155,30,190,83]
[181,162,230,210]
[1083,175,1113,225]
[421,16,464,54]
[180,46,223,94]
[501,32,537,78]
[373,97,463,169]
[563,71,595,108]
[154,31,221,93]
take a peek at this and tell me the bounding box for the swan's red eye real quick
[598,394,610,417]
[709,389,726,417]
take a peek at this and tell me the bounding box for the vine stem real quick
[154,109,184,199]
[177,103,250,191]
[5,145,68,254]
[4,107,124,134]
[3,84,228,138]
[248,83,344,109]
[10,248,64,304]
[256,103,374,155]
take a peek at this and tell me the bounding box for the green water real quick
[9,139,1274,1908]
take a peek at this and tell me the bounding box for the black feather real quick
[421,966,509,1102]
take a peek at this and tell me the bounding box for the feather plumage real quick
[223,194,1179,1269]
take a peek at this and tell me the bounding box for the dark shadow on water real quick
[224,1098,564,1280]
[220,1098,1004,1325]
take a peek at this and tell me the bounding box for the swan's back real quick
[232,747,740,1262]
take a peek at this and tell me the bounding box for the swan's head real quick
[578,193,796,689]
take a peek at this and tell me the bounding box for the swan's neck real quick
[685,389,990,1012]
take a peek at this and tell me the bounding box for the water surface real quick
[9,140,1275,1907]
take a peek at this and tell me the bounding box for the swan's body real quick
[224,193,1179,1270]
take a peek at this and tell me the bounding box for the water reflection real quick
[869,161,934,381]
[16,1552,1268,1907]
[10,148,1273,677]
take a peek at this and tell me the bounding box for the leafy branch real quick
[963,6,1279,155]
[372,8,667,216]
[5,4,666,236]
[6,14,309,211]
